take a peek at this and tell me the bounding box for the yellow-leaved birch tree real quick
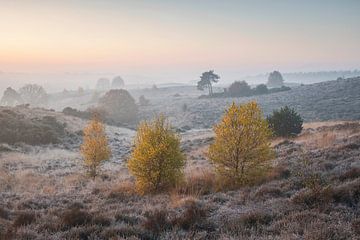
[208,101,273,188]
[128,115,185,194]
[81,114,111,178]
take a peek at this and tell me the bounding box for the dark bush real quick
[13,212,36,228]
[143,209,171,236]
[331,181,360,207]
[268,86,291,93]
[172,201,207,230]
[352,219,360,235]
[338,168,360,181]
[239,211,272,229]
[228,81,252,97]
[291,188,332,208]
[267,106,303,137]
[115,214,139,225]
[267,71,284,88]
[253,84,268,95]
[139,95,150,106]
[92,215,112,226]
[0,207,9,220]
[98,89,138,124]
[62,107,92,119]
[0,109,66,145]
[61,208,92,229]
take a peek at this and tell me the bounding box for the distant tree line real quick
[197,70,290,98]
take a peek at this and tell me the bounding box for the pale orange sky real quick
[0,0,359,83]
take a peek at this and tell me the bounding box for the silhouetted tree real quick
[98,89,138,123]
[139,95,150,106]
[253,84,269,95]
[0,87,23,106]
[111,76,125,89]
[18,84,48,106]
[197,70,220,96]
[78,87,84,94]
[228,81,252,97]
[267,71,284,88]
[96,78,110,91]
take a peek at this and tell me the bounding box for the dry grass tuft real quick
[175,169,216,196]
[107,180,137,199]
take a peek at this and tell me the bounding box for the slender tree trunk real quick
[209,83,213,96]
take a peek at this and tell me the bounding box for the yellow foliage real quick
[80,115,111,178]
[128,115,185,194]
[208,101,273,188]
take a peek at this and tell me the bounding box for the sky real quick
[0,0,359,90]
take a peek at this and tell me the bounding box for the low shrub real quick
[92,215,112,226]
[0,207,9,220]
[239,211,273,229]
[172,200,207,230]
[0,109,66,145]
[338,168,360,181]
[331,180,360,207]
[115,214,139,225]
[13,211,36,228]
[291,187,332,208]
[143,209,172,236]
[61,208,92,229]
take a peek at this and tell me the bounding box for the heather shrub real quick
[0,207,9,220]
[172,200,207,230]
[13,211,36,228]
[267,106,303,137]
[143,209,172,236]
[128,115,185,194]
[0,109,66,145]
[208,102,273,188]
[61,208,92,229]
[338,168,360,181]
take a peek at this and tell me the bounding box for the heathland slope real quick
[139,77,360,129]
[0,121,359,239]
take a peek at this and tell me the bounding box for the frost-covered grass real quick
[1,121,360,239]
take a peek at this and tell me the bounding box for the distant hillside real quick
[243,70,360,84]
[139,77,360,129]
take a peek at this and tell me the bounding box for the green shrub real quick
[267,106,303,137]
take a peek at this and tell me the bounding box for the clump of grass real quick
[107,180,137,200]
[175,169,216,196]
